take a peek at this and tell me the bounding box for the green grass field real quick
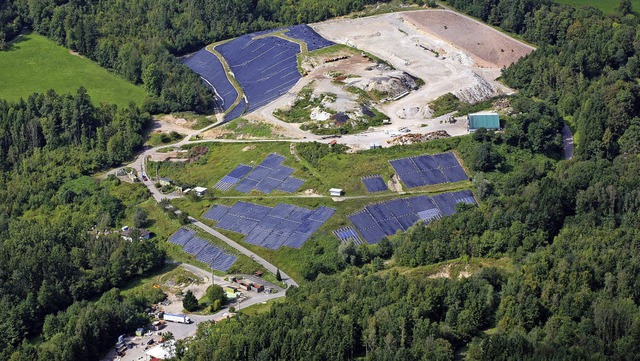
[554,0,640,14]
[0,33,147,107]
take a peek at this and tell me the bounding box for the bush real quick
[183,290,198,312]
[133,208,148,228]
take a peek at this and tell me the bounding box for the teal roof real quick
[468,113,500,130]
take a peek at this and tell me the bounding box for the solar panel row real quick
[214,164,254,191]
[234,153,303,194]
[212,154,304,194]
[333,226,364,245]
[166,229,237,272]
[362,175,388,193]
[181,49,238,112]
[390,152,468,188]
[348,190,476,244]
[168,228,196,246]
[204,201,336,250]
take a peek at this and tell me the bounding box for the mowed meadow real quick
[555,0,640,14]
[0,33,147,107]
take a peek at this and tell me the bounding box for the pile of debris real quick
[386,130,450,146]
[186,146,209,163]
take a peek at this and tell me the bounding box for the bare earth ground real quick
[403,10,535,68]
[200,118,291,139]
[214,9,534,149]
[153,114,198,134]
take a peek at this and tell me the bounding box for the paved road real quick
[191,219,298,287]
[101,262,285,361]
[562,125,574,160]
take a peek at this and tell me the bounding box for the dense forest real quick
[0,0,406,114]
[0,91,166,360]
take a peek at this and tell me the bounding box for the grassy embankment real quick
[205,40,246,117]
[214,118,280,139]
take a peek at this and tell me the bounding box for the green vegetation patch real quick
[273,84,327,123]
[218,118,278,139]
[146,131,184,146]
[429,93,499,118]
[0,34,147,107]
[239,297,285,316]
[300,106,388,136]
[385,257,516,280]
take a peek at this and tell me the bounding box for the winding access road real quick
[124,120,299,287]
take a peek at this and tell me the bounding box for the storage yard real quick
[310,10,522,126]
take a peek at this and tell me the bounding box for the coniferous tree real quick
[182,290,198,312]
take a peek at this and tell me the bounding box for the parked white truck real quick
[163,313,192,324]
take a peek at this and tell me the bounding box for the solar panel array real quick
[214,164,254,191]
[389,152,468,188]
[333,226,364,245]
[362,175,388,193]
[218,35,301,113]
[213,153,304,194]
[167,228,238,272]
[181,49,238,112]
[348,190,476,244]
[225,98,247,121]
[183,25,333,122]
[203,201,336,250]
[285,24,335,51]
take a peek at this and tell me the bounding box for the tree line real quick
[181,267,505,361]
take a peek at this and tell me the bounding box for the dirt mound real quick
[186,146,209,163]
[403,10,534,68]
[386,130,450,146]
[395,105,431,119]
[454,71,496,103]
